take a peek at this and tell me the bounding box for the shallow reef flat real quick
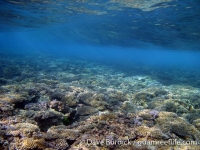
[0,51,200,150]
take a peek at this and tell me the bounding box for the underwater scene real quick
[0,0,200,150]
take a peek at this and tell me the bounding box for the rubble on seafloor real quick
[0,54,200,150]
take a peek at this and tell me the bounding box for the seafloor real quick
[0,50,200,150]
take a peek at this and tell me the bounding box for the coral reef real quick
[0,52,200,149]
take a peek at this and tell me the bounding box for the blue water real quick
[0,0,200,87]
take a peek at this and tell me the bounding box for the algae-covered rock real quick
[21,137,45,150]
[0,88,40,109]
[47,125,80,140]
[3,65,21,79]
[134,92,154,101]
[0,100,14,117]
[90,99,109,111]
[54,139,69,149]
[78,91,93,103]
[185,113,200,123]
[165,101,175,111]
[25,101,49,111]
[137,109,153,120]
[154,89,168,97]
[9,123,40,137]
[98,112,117,121]
[135,125,150,137]
[61,92,78,107]
[170,121,191,137]
[0,93,27,104]
[156,111,177,133]
[49,91,64,101]
[33,109,63,131]
[76,106,98,116]
[106,90,128,102]
[170,117,200,140]
[0,78,7,85]
[193,119,200,131]
[121,101,137,113]
[9,137,45,150]
[89,93,109,110]
[49,100,70,113]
